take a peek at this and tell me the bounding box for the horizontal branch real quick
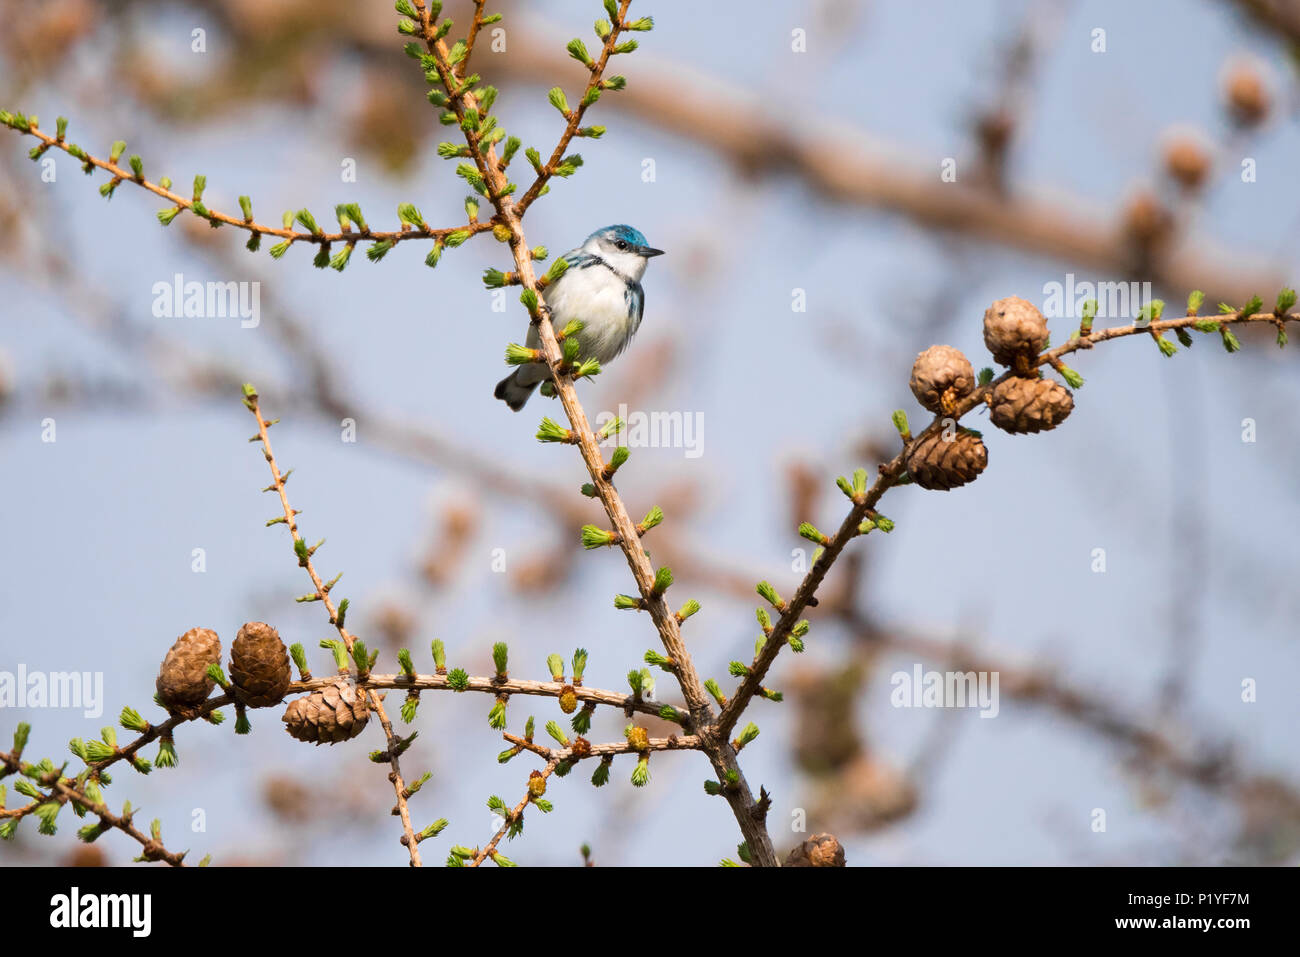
[869,621,1254,791]
[1041,309,1295,365]
[503,731,702,762]
[0,113,492,251]
[295,673,679,724]
[494,24,1283,306]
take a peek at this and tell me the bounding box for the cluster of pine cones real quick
[155,622,368,745]
[904,296,1074,491]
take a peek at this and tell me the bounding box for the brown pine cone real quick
[282,679,369,745]
[1123,190,1173,251]
[1224,62,1269,127]
[1163,133,1210,191]
[906,430,987,490]
[909,345,975,415]
[156,627,221,709]
[229,622,291,708]
[558,685,578,714]
[989,376,1074,434]
[784,833,846,867]
[983,296,1048,368]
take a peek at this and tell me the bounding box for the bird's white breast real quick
[540,265,637,364]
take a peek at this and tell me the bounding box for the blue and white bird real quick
[495,224,663,411]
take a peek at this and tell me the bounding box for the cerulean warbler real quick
[495,224,663,410]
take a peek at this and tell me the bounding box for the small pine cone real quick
[983,296,1048,368]
[1224,62,1269,127]
[1122,190,1173,251]
[626,726,649,751]
[229,622,291,708]
[906,430,987,491]
[558,685,578,714]
[156,627,221,709]
[282,679,369,745]
[909,345,975,415]
[989,377,1074,434]
[570,736,592,759]
[784,833,846,867]
[528,770,547,798]
[1163,133,1210,191]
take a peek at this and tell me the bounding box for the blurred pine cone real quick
[1123,190,1173,251]
[282,679,369,745]
[784,833,846,867]
[809,755,920,833]
[989,376,1074,434]
[1224,62,1269,127]
[156,627,221,709]
[1163,133,1211,191]
[906,430,987,490]
[230,622,291,708]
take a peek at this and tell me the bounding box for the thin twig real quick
[513,12,624,215]
[460,0,490,75]
[296,672,680,723]
[246,390,424,866]
[470,760,557,867]
[1,751,189,866]
[0,118,493,249]
[502,731,701,762]
[467,733,692,867]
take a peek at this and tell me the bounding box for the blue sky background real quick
[1,0,1298,865]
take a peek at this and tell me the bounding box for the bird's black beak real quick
[639,246,665,257]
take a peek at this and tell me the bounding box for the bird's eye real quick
[615,240,627,250]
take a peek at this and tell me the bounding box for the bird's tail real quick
[494,368,540,411]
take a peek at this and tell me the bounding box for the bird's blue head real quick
[581,224,663,282]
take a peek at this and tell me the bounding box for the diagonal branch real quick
[512,14,629,215]
[718,305,1300,738]
[469,732,697,867]
[469,759,558,867]
[459,0,492,75]
[412,0,778,865]
[1,749,190,866]
[244,386,425,865]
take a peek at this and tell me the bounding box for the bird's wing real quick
[616,281,645,358]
